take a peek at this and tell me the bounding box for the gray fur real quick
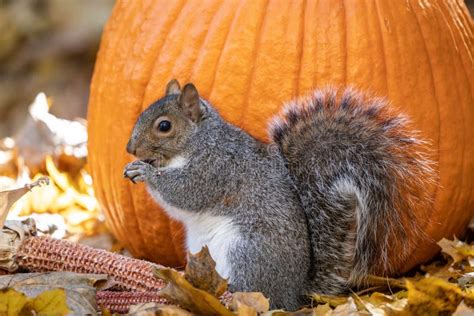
[124,82,434,310]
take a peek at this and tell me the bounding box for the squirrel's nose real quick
[126,140,136,155]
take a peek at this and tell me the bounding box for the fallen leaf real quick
[405,277,464,315]
[453,300,474,316]
[128,302,193,316]
[0,176,49,227]
[236,301,257,316]
[329,297,367,315]
[0,288,28,315]
[154,267,233,316]
[314,303,332,316]
[184,246,228,297]
[0,272,107,314]
[230,292,270,314]
[0,288,70,315]
[26,288,70,315]
[312,293,348,308]
[438,238,471,265]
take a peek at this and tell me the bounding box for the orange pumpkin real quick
[88,0,474,270]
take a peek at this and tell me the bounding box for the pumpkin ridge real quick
[341,0,347,86]
[437,0,474,85]
[206,2,242,97]
[294,0,306,97]
[406,0,442,212]
[373,0,390,96]
[101,0,143,248]
[187,0,225,84]
[132,0,189,261]
[432,0,471,219]
[113,2,154,254]
[140,0,187,112]
[238,0,270,127]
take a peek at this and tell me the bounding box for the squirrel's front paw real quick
[123,160,154,184]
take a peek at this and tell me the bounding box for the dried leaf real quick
[128,303,193,316]
[236,302,257,316]
[366,275,407,290]
[312,293,348,308]
[0,219,36,272]
[230,292,270,314]
[0,176,49,227]
[314,303,332,316]
[0,288,70,315]
[0,288,28,315]
[438,238,470,265]
[453,300,474,316]
[154,267,233,316]
[27,288,70,315]
[184,246,228,297]
[405,277,464,315]
[329,297,367,315]
[0,272,107,314]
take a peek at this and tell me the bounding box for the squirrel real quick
[124,79,434,310]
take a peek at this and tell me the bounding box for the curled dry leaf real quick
[0,176,49,227]
[0,219,36,272]
[0,272,108,315]
[128,302,194,316]
[184,246,228,297]
[154,267,233,316]
[453,301,474,316]
[230,292,270,314]
[438,238,466,265]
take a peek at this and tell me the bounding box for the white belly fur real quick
[149,189,239,280]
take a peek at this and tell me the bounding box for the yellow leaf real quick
[154,267,233,316]
[0,288,28,316]
[0,177,49,227]
[405,277,463,315]
[27,288,70,316]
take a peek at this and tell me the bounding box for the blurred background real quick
[0,0,473,137]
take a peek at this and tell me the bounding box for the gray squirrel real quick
[124,79,433,310]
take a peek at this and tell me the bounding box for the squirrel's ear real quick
[179,83,201,122]
[165,79,181,95]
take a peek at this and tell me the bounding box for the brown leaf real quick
[329,297,367,315]
[184,246,228,297]
[438,238,466,265]
[453,301,474,316]
[154,267,233,316]
[230,292,270,314]
[128,303,194,316]
[312,293,348,308]
[236,301,257,316]
[0,176,49,227]
[0,272,107,314]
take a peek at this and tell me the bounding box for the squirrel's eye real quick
[158,120,172,132]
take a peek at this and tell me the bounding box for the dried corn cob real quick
[96,291,167,313]
[16,236,166,291]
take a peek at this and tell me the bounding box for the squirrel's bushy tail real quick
[269,89,435,292]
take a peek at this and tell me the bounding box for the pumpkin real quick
[88,0,474,270]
